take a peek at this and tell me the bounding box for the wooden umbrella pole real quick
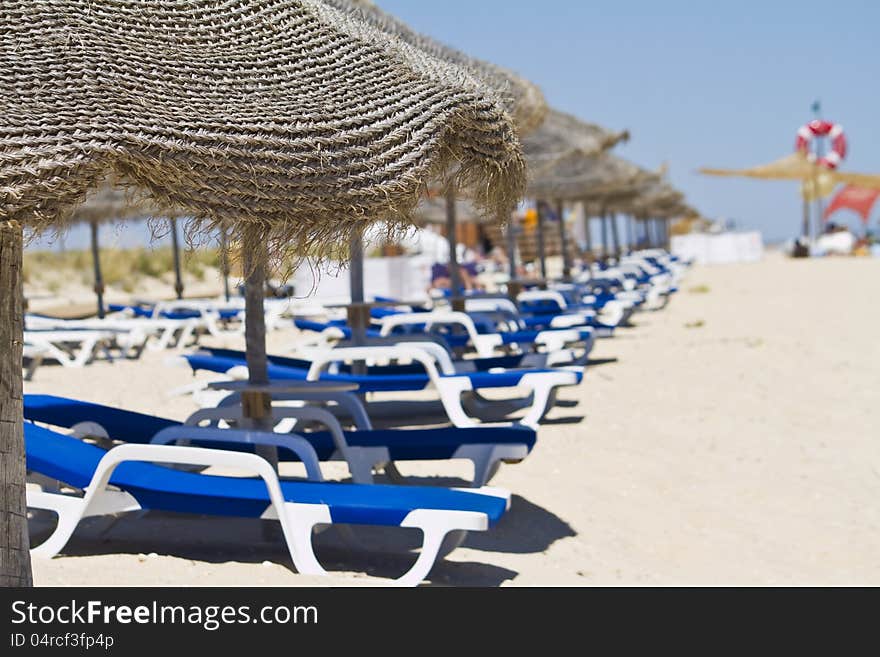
[347,230,369,348]
[169,217,184,300]
[506,212,521,300]
[241,226,280,545]
[583,205,593,263]
[241,225,271,429]
[0,220,32,586]
[219,227,231,302]
[89,220,105,319]
[600,210,609,261]
[801,190,812,241]
[624,214,634,254]
[610,212,621,259]
[535,200,547,283]
[556,200,571,281]
[445,184,465,311]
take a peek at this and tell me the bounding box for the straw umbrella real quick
[523,111,629,280]
[530,151,657,264]
[611,179,687,252]
[324,0,547,314]
[700,152,880,239]
[0,0,526,585]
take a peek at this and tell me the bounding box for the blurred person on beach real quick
[815,222,856,256]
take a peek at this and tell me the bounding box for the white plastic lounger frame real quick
[378,312,503,358]
[23,330,115,368]
[306,345,578,429]
[22,344,48,381]
[152,301,244,339]
[27,443,505,586]
[27,315,154,358]
[184,398,528,487]
[104,308,202,352]
[378,311,587,357]
[515,290,596,330]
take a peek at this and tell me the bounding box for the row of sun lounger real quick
[22,250,688,585]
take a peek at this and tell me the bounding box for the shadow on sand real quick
[30,489,573,586]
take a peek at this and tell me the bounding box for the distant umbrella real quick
[700,152,880,238]
[700,152,880,190]
[522,110,629,279]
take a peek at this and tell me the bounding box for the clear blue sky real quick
[379,0,880,241]
[32,0,879,251]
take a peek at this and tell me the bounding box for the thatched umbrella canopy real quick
[526,148,652,267]
[530,151,656,202]
[415,111,632,282]
[323,0,547,306]
[613,179,685,216]
[606,179,687,250]
[326,0,547,134]
[523,109,629,178]
[519,111,629,280]
[0,0,526,585]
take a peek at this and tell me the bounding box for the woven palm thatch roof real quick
[529,151,657,203]
[523,109,629,177]
[328,0,547,135]
[1,0,525,261]
[613,179,686,217]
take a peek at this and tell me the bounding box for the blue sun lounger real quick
[294,318,575,370]
[295,313,595,363]
[24,394,536,486]
[184,345,582,428]
[24,422,508,586]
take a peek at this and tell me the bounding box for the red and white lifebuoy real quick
[795,120,847,169]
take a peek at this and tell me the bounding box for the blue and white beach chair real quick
[182,344,583,428]
[25,394,537,487]
[24,422,510,586]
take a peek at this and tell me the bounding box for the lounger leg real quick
[381,462,409,485]
[26,490,88,558]
[519,382,556,428]
[397,510,486,587]
[71,337,98,367]
[24,354,43,381]
[277,503,331,576]
[175,323,197,351]
[343,453,378,485]
[434,379,480,428]
[471,453,502,488]
[147,327,173,351]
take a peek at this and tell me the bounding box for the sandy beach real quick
[26,253,880,586]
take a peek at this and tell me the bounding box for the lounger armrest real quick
[306,345,443,382]
[150,426,324,481]
[186,405,353,459]
[216,390,373,431]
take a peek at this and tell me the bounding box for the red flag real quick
[824,185,880,223]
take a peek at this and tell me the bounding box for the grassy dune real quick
[24,246,232,294]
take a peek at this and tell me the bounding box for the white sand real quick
[27,253,880,585]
